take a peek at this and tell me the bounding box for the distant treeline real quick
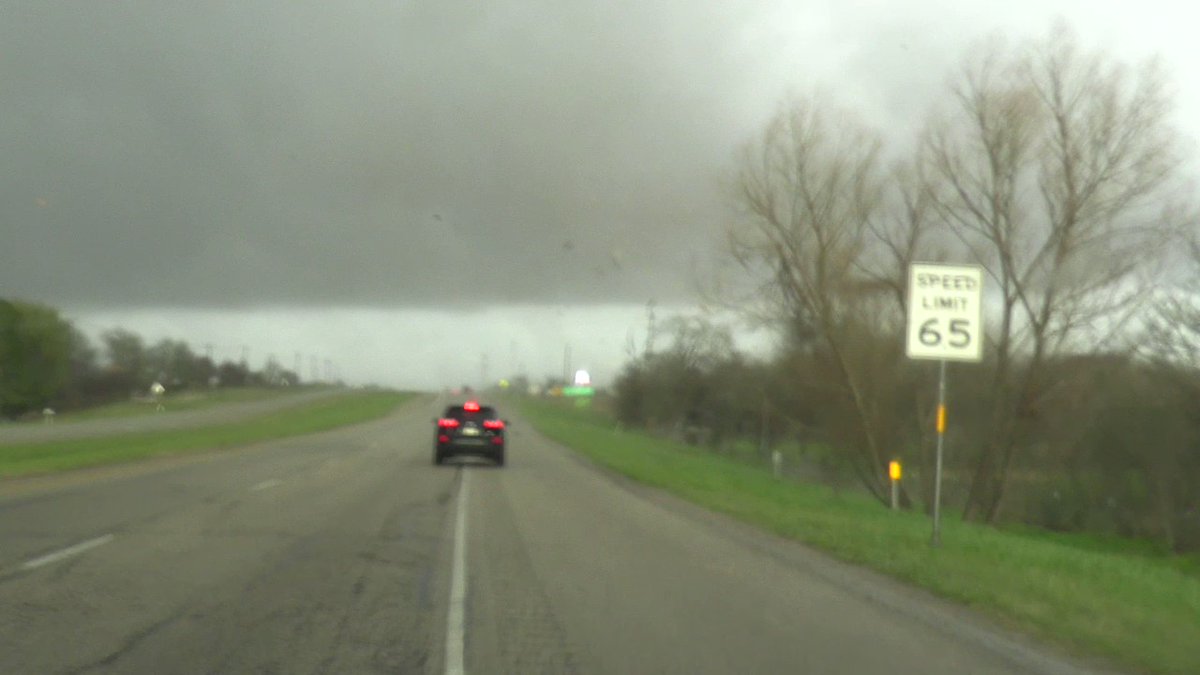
[0,299,301,418]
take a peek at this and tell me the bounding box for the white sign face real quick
[573,369,591,386]
[906,263,984,362]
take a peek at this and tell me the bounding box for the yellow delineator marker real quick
[889,460,901,510]
[937,404,946,434]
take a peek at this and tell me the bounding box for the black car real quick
[434,400,506,466]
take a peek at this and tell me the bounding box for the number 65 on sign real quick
[906,263,984,362]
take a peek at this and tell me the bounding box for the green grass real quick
[0,391,412,478]
[520,398,1200,675]
[49,386,327,423]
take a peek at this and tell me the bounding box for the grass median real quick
[520,398,1200,675]
[0,391,413,478]
[55,386,311,422]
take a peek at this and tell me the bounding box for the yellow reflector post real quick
[936,404,946,434]
[889,460,902,481]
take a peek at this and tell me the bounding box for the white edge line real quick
[445,470,469,675]
[250,478,283,492]
[22,534,115,570]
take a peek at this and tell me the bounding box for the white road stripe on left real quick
[445,470,470,675]
[251,479,283,492]
[22,534,115,570]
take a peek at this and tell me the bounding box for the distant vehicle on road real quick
[434,400,506,466]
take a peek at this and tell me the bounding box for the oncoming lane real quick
[0,397,458,674]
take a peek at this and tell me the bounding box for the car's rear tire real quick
[494,448,505,467]
[434,449,446,465]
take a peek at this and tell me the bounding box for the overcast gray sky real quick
[4,1,1198,388]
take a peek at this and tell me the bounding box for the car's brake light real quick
[437,418,460,428]
[438,434,450,443]
[464,400,481,412]
[491,436,504,445]
[483,420,505,430]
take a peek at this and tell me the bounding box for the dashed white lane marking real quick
[445,469,470,675]
[22,534,115,570]
[250,478,283,492]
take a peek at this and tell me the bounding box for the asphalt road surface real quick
[0,389,347,445]
[0,397,1118,675]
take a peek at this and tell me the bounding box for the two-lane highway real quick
[0,397,1113,674]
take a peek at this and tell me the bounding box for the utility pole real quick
[562,343,571,385]
[310,355,320,383]
[759,390,769,456]
[481,353,489,389]
[645,299,657,357]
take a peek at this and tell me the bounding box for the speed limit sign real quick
[907,263,983,548]
[906,263,984,362]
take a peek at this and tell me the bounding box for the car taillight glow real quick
[491,436,504,445]
[483,420,505,430]
[438,434,450,443]
[438,418,460,428]
[463,400,481,412]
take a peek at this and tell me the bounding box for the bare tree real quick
[859,154,952,509]
[727,96,907,502]
[927,27,1189,522]
[1141,236,1200,370]
[861,153,942,312]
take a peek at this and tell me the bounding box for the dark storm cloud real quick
[2,1,772,308]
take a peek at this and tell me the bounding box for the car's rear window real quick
[443,405,498,420]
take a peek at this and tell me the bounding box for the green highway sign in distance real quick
[562,386,595,397]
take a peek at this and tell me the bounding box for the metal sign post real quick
[932,360,947,546]
[906,263,984,548]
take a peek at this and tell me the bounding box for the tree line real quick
[0,298,301,418]
[613,26,1200,554]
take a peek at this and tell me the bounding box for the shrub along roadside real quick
[519,398,1200,675]
[0,391,412,478]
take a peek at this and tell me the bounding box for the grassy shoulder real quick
[519,398,1200,675]
[0,391,412,478]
